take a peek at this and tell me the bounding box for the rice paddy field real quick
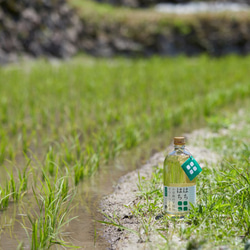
[0,54,250,248]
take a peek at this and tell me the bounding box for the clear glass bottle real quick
[163,137,196,216]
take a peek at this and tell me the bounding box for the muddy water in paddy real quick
[0,133,171,249]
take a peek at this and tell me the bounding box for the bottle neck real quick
[174,144,185,151]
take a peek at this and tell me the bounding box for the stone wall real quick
[1,0,250,64]
[78,14,250,57]
[0,0,82,64]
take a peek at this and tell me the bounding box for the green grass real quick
[0,54,250,247]
[104,109,250,249]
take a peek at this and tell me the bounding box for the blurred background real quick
[1,0,250,64]
[0,0,250,249]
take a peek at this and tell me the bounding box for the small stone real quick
[22,8,40,24]
[155,214,163,220]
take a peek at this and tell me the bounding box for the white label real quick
[164,186,196,213]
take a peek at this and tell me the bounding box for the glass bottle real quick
[163,137,196,216]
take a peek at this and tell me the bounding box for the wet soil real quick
[0,133,169,249]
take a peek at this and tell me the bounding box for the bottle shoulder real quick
[164,149,191,165]
[168,149,191,156]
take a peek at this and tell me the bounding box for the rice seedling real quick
[0,161,30,210]
[23,169,78,249]
[1,55,250,183]
[44,147,56,176]
[0,184,12,210]
[7,166,29,202]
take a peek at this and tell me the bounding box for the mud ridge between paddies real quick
[100,126,224,249]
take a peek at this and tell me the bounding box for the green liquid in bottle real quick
[163,137,196,216]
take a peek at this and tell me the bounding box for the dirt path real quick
[100,128,221,249]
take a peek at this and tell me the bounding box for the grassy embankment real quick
[70,0,250,24]
[0,55,250,246]
[107,109,250,249]
[70,0,250,56]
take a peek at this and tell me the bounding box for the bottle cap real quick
[174,137,185,145]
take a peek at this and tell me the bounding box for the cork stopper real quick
[174,136,185,145]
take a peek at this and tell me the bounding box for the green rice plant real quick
[1,55,250,186]
[73,147,100,185]
[23,169,78,249]
[73,162,85,186]
[74,135,82,160]
[0,183,12,210]
[44,147,56,176]
[0,160,30,210]
[5,164,30,202]
[0,133,7,164]
[62,142,75,165]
